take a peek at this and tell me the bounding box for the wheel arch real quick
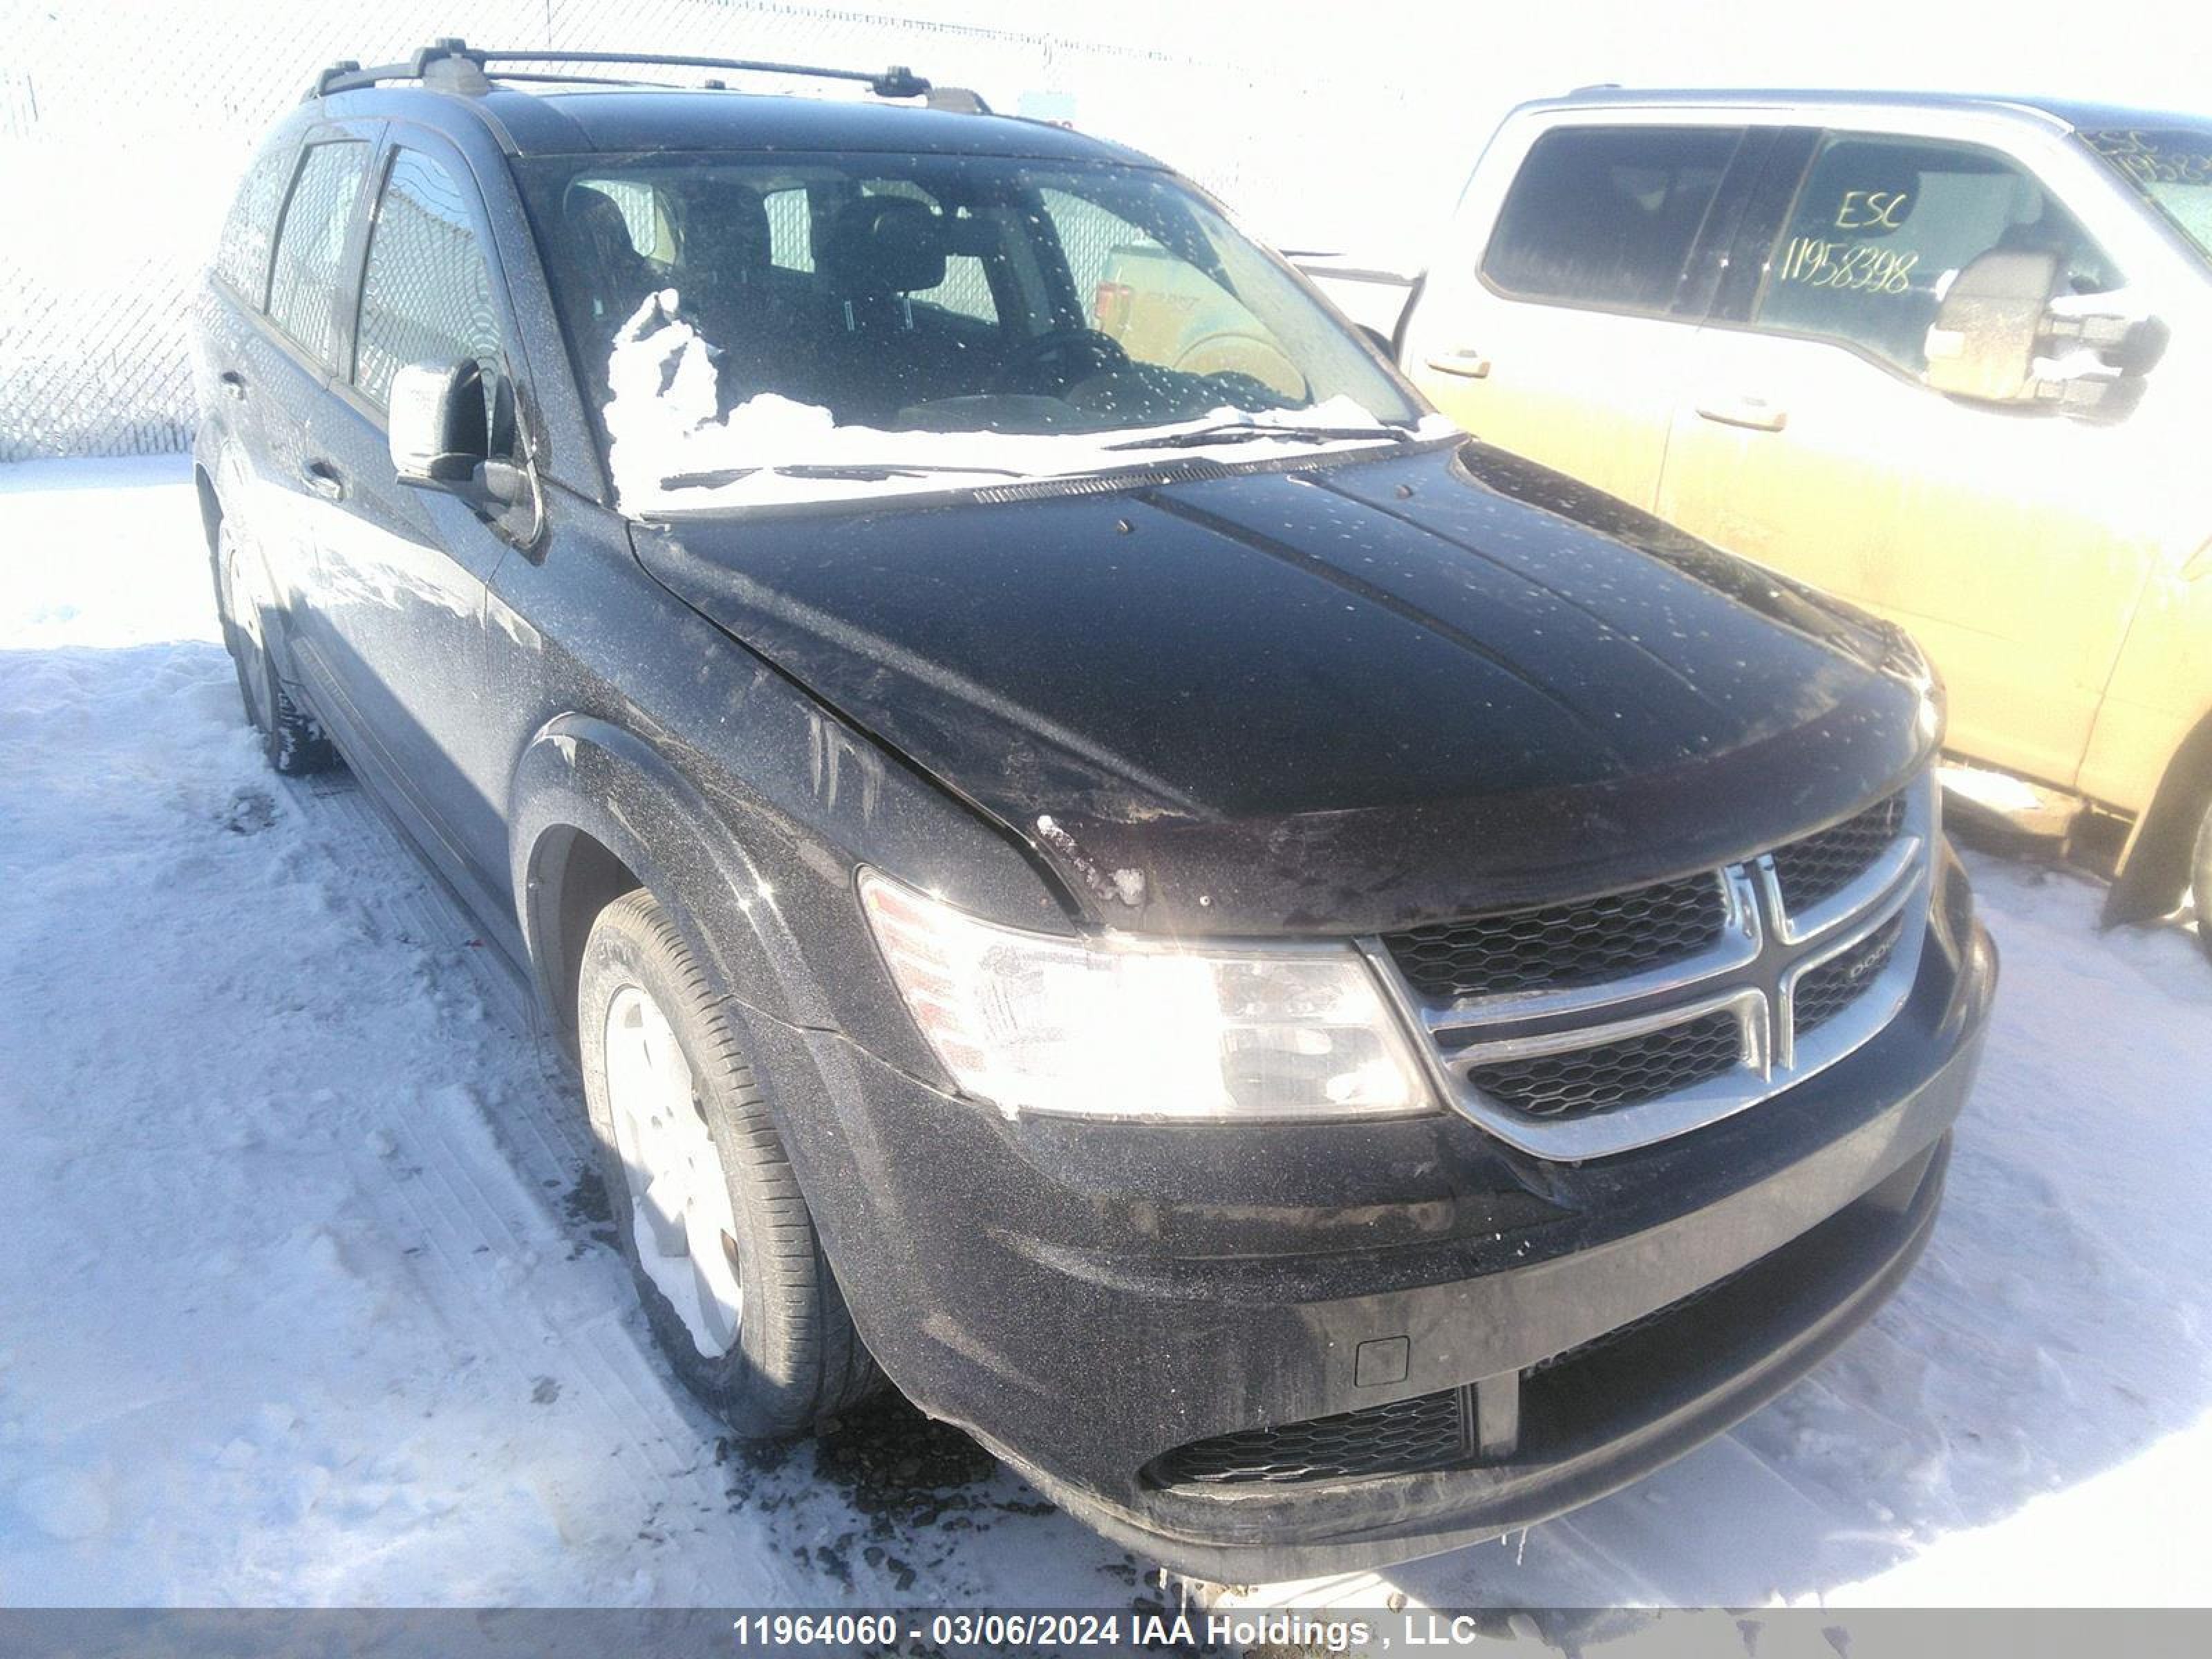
[194,464,223,552]
[510,713,944,1372]
[2103,702,2212,926]
[508,713,823,1060]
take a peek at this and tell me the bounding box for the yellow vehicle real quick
[1380,92,2212,947]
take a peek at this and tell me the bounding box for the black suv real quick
[191,41,1996,1580]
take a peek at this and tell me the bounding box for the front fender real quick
[505,711,938,1326]
[507,712,823,1043]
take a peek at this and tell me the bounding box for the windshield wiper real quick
[659,460,1031,490]
[1104,421,1418,453]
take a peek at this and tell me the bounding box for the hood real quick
[632,441,1936,935]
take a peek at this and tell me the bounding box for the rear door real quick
[198,135,297,530]
[1400,116,1762,509]
[232,132,377,632]
[303,130,538,932]
[1655,120,2180,789]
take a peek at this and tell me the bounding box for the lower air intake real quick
[1148,1389,1468,1486]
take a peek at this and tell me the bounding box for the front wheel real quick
[577,888,883,1435]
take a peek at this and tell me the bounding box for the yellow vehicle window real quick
[2079,126,2212,265]
[1483,126,1743,312]
[1752,133,2121,376]
[1036,187,1300,398]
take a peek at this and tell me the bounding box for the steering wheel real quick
[1205,370,1290,413]
[993,328,1130,395]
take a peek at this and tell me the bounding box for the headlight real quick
[858,871,1434,1122]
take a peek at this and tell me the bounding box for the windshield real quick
[2079,126,2212,266]
[514,151,1432,513]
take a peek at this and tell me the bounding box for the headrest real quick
[682,180,771,276]
[819,195,948,295]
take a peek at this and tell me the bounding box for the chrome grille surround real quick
[1362,774,1937,1161]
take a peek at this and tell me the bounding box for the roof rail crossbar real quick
[306,38,930,102]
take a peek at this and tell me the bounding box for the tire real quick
[577,887,883,1435]
[216,518,338,776]
[2192,800,2212,968]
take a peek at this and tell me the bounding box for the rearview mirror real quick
[1922,249,2056,402]
[389,360,488,487]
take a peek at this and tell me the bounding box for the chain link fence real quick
[0,0,1468,462]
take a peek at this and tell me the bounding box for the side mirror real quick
[390,359,531,514]
[1925,251,2162,420]
[390,360,488,486]
[1923,249,2057,402]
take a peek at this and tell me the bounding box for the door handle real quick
[218,370,248,402]
[302,459,346,501]
[1425,348,1492,379]
[1694,395,1788,433]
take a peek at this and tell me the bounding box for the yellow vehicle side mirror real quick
[1922,249,2058,402]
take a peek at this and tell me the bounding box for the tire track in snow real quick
[277,770,820,1602]
[271,770,1134,1606]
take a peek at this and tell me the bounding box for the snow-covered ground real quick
[2,454,2208,1609]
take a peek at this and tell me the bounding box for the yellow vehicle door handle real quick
[1425,348,1492,379]
[1694,395,1788,433]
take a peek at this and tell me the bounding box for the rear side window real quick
[765,188,814,272]
[1483,126,1743,313]
[1751,133,2121,377]
[353,148,507,420]
[574,178,672,262]
[214,140,294,304]
[267,140,371,365]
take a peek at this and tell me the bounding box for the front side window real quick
[2079,125,2212,267]
[514,152,1434,514]
[214,139,294,305]
[1483,125,1743,312]
[266,140,371,365]
[353,147,508,446]
[1751,133,2122,376]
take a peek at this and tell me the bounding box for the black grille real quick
[1382,874,1725,1001]
[1794,912,1907,1035]
[1771,793,1905,915]
[1150,1389,1468,1487]
[1464,1010,1744,1119]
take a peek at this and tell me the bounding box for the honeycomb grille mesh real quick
[1382,874,1725,1000]
[1463,1010,1744,1119]
[1794,912,1907,1035]
[1150,1388,1468,1487]
[1771,793,1905,915]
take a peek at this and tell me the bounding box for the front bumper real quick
[748,864,1996,1582]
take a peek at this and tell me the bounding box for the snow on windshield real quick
[603,291,1445,516]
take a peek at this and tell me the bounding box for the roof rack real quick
[306,37,932,103]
